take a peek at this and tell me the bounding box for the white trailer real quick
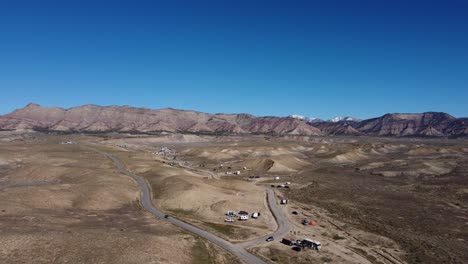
[303,239,321,250]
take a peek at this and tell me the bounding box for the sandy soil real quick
[0,133,238,264]
[2,132,467,264]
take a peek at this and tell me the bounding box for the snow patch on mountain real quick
[289,115,323,123]
[330,116,362,122]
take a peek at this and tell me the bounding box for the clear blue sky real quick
[1,0,467,119]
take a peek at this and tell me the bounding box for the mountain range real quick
[0,103,466,137]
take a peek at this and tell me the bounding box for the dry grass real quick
[0,134,237,264]
[3,132,467,264]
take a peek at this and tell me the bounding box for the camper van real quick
[303,239,321,250]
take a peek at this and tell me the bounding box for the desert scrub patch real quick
[332,234,346,240]
[168,208,197,218]
[132,198,142,211]
[203,222,238,237]
[191,237,216,264]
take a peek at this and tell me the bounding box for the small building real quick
[234,171,241,175]
[252,212,260,218]
[280,199,288,205]
[239,215,249,221]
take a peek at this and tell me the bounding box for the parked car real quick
[266,236,274,242]
[164,214,169,219]
[281,238,294,246]
[292,246,302,252]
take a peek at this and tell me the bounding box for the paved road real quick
[93,148,267,264]
[237,188,291,248]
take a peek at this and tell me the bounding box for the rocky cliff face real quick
[0,103,321,135]
[355,112,458,137]
[313,122,362,135]
[0,104,466,137]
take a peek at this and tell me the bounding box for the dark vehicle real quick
[270,185,275,187]
[292,246,302,252]
[164,214,169,219]
[239,211,249,215]
[266,236,274,242]
[292,211,298,215]
[281,238,294,246]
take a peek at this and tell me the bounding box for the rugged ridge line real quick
[0,104,466,137]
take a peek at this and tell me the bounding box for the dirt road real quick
[94,148,267,264]
[236,188,291,248]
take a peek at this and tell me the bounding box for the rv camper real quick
[302,239,321,250]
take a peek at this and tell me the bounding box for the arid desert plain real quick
[0,131,467,264]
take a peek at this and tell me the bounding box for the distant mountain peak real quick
[24,103,41,108]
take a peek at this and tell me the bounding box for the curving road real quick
[236,188,291,248]
[93,148,290,264]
